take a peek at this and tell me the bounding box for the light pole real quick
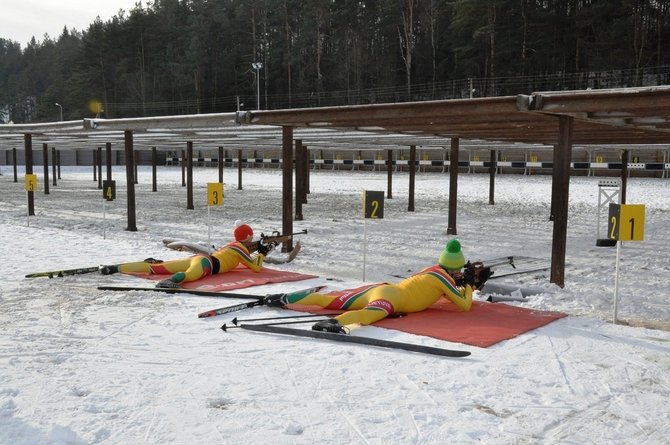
[55,103,63,121]
[252,62,263,110]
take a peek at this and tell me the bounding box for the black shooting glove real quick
[475,267,493,287]
[462,267,476,287]
[257,243,271,255]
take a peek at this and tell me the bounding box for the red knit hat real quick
[233,220,253,242]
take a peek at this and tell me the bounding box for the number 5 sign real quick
[608,203,645,242]
[25,174,38,192]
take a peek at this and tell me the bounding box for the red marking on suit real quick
[367,299,395,315]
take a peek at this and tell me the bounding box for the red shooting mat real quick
[286,300,567,348]
[133,265,317,292]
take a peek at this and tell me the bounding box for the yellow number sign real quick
[208,182,224,206]
[608,204,645,242]
[363,190,384,219]
[25,174,37,192]
[103,180,116,201]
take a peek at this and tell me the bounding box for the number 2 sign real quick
[608,203,645,242]
[363,190,384,219]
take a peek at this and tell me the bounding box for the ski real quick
[231,313,338,324]
[197,285,326,318]
[238,324,471,358]
[25,266,100,279]
[199,300,264,317]
[97,285,265,299]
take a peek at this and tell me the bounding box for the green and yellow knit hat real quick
[439,239,466,271]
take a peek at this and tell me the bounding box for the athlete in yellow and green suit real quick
[266,239,479,333]
[100,222,271,288]
[117,240,269,287]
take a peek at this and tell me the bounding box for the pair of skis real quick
[27,271,470,358]
[96,285,470,358]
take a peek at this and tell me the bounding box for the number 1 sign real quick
[607,203,646,323]
[608,203,645,242]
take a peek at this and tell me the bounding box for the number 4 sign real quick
[608,203,645,242]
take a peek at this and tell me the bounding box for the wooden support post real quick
[186,142,194,210]
[550,116,573,287]
[124,130,137,231]
[282,126,294,252]
[43,143,50,195]
[218,146,224,183]
[447,138,459,235]
[237,149,243,190]
[621,149,628,204]
[24,134,35,216]
[12,147,17,182]
[105,142,112,182]
[93,149,97,182]
[387,149,393,199]
[52,147,57,186]
[295,139,304,221]
[151,147,157,192]
[408,145,416,212]
[488,149,495,205]
[304,145,310,197]
[97,147,102,189]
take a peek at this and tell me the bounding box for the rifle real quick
[244,230,307,253]
[453,261,493,289]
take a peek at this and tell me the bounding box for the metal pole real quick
[613,241,622,323]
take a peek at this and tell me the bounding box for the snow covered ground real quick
[1,164,668,444]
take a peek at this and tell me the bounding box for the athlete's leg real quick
[118,257,193,275]
[166,256,214,284]
[334,285,402,326]
[284,283,380,309]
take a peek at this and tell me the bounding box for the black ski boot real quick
[156,279,180,289]
[143,257,164,264]
[99,265,119,275]
[312,318,346,334]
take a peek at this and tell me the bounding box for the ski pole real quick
[221,318,330,332]
[231,313,341,325]
[198,300,263,318]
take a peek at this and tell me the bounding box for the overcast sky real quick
[0,0,143,48]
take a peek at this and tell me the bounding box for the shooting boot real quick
[312,318,346,334]
[99,265,119,275]
[156,279,180,289]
